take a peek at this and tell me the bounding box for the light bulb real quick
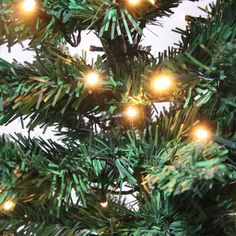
[126,106,138,119]
[100,201,108,208]
[128,0,141,5]
[85,72,99,87]
[2,199,16,212]
[22,0,36,12]
[195,128,209,140]
[153,76,172,91]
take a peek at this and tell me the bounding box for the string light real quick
[192,125,212,142]
[149,0,155,4]
[84,71,100,87]
[128,0,141,5]
[1,199,16,212]
[195,127,210,140]
[125,106,138,119]
[22,0,36,12]
[128,0,154,5]
[100,201,108,208]
[152,75,172,92]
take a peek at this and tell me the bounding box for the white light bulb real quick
[195,128,209,140]
[22,0,36,12]
[85,72,99,86]
[2,199,16,212]
[126,107,138,118]
[153,76,172,91]
[128,0,140,5]
[100,201,108,208]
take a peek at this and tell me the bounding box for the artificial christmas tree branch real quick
[1,0,236,235]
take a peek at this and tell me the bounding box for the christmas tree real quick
[0,0,236,235]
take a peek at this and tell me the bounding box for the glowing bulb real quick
[22,0,36,12]
[128,0,141,5]
[2,199,16,212]
[126,106,138,119]
[195,128,209,140]
[100,201,108,208]
[153,76,172,91]
[85,72,99,87]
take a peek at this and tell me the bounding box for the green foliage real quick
[0,0,236,235]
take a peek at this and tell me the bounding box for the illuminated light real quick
[152,76,172,92]
[128,0,141,5]
[149,0,155,4]
[22,0,36,12]
[195,127,210,140]
[2,199,16,212]
[100,201,108,208]
[85,72,99,87]
[126,106,138,119]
